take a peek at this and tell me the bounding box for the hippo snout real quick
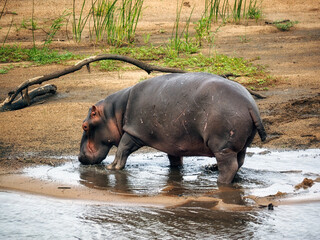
[78,153,93,165]
[78,145,110,165]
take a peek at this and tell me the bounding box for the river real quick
[1,148,320,239]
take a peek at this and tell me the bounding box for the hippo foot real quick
[106,163,124,170]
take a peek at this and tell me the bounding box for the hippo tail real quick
[249,108,267,142]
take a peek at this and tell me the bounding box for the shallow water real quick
[1,148,320,239]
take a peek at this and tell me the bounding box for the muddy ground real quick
[0,0,319,173]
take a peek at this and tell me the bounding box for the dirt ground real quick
[0,0,319,174]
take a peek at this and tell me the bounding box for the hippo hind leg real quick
[168,155,183,168]
[237,129,256,169]
[214,148,239,184]
[237,147,247,170]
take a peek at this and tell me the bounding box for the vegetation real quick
[0,0,273,90]
[71,0,90,42]
[274,20,299,31]
[0,65,13,74]
[44,11,71,46]
[71,0,143,45]
[99,46,274,90]
[0,45,77,64]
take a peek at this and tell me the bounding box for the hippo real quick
[78,72,266,184]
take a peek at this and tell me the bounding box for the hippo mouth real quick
[79,141,110,165]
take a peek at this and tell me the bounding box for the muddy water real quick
[1,148,320,239]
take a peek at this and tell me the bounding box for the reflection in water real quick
[79,165,132,193]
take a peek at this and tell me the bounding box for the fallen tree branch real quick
[265,19,290,25]
[0,54,265,111]
[245,88,266,99]
[220,73,266,99]
[0,54,186,111]
[1,84,57,111]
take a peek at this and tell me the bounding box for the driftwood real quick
[1,84,57,111]
[0,54,265,111]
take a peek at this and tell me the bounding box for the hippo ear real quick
[91,105,97,117]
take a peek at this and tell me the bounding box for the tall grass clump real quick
[90,0,117,42]
[247,0,262,21]
[168,1,197,56]
[194,0,227,46]
[72,0,144,45]
[118,0,144,44]
[72,0,91,42]
[199,0,262,24]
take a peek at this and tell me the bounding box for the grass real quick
[44,11,71,46]
[99,45,274,90]
[72,0,90,42]
[72,0,144,45]
[0,45,77,65]
[0,65,13,74]
[247,0,262,21]
[90,0,117,42]
[0,44,274,90]
[274,20,299,31]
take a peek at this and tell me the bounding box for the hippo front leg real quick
[107,133,142,170]
[168,155,183,168]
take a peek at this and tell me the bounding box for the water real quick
[1,148,320,239]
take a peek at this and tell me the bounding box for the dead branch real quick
[220,73,266,99]
[246,88,266,99]
[1,84,57,111]
[0,54,186,111]
[0,53,265,111]
[265,19,290,25]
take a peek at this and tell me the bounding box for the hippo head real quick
[78,102,121,165]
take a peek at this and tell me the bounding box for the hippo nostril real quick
[82,122,89,131]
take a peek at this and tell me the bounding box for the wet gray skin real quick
[79,72,266,184]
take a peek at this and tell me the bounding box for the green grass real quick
[0,45,78,73]
[101,46,274,90]
[274,20,299,31]
[0,44,273,90]
[0,65,13,74]
[72,0,144,45]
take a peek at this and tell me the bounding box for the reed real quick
[90,0,117,42]
[169,0,195,55]
[118,0,144,44]
[202,0,261,24]
[72,0,143,45]
[72,0,91,42]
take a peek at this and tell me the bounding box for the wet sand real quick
[0,173,252,211]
